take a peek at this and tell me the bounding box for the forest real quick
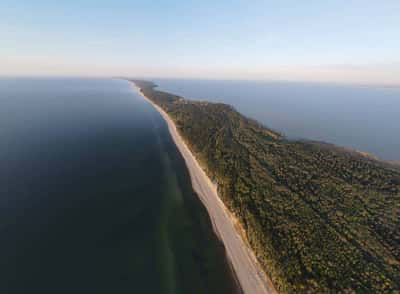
[133,80,400,293]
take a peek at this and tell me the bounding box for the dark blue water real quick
[0,78,237,294]
[154,79,400,160]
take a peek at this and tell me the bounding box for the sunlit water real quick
[0,78,237,294]
[155,79,400,160]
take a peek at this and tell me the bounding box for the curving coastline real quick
[132,83,277,294]
[131,80,400,293]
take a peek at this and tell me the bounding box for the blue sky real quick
[1,0,399,84]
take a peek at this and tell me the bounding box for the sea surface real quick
[154,79,400,161]
[0,78,237,294]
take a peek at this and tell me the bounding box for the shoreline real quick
[132,83,277,294]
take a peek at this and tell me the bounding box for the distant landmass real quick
[133,80,400,293]
[152,78,400,162]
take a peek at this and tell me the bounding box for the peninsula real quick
[131,80,400,293]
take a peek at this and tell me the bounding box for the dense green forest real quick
[133,80,400,293]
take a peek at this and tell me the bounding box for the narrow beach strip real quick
[133,84,277,294]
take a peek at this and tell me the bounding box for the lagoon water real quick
[0,78,237,294]
[155,79,400,161]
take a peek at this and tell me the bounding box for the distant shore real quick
[132,83,277,294]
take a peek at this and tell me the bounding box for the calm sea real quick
[154,79,400,161]
[0,78,237,294]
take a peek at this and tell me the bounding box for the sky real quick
[1,0,399,84]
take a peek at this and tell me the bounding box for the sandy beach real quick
[133,84,276,294]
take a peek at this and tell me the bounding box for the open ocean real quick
[0,77,237,294]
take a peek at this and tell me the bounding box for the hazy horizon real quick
[1,1,399,85]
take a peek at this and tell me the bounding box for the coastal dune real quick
[134,85,276,294]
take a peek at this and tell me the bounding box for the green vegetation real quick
[133,80,400,293]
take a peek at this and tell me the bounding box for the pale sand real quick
[133,84,277,294]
